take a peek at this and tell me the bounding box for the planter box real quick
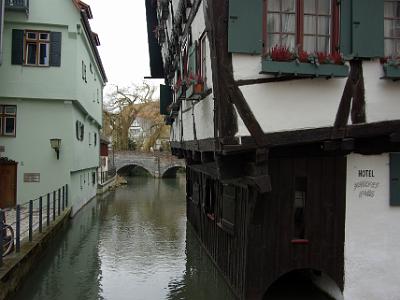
[186,83,204,100]
[261,60,349,78]
[383,64,400,79]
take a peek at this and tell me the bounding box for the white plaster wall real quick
[193,96,214,139]
[237,78,347,135]
[182,109,195,141]
[233,57,400,137]
[363,61,400,123]
[344,153,400,300]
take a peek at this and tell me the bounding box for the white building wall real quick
[344,153,400,300]
[232,56,400,136]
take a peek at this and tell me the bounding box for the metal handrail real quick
[0,184,68,266]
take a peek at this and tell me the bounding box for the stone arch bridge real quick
[114,151,185,178]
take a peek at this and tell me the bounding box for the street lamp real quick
[50,138,62,160]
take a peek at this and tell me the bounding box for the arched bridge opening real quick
[117,164,153,177]
[162,166,186,178]
[263,269,342,300]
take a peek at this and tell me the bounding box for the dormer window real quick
[265,0,339,54]
[25,31,50,66]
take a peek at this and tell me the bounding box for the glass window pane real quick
[318,0,331,15]
[267,13,281,32]
[282,0,296,12]
[39,33,49,41]
[385,1,400,18]
[385,19,393,37]
[385,39,394,56]
[318,16,331,35]
[304,16,317,34]
[26,43,37,65]
[282,14,296,33]
[395,20,400,38]
[5,117,15,135]
[317,36,330,52]
[39,43,49,65]
[27,32,37,40]
[303,36,317,53]
[4,106,16,114]
[282,34,295,49]
[304,0,316,14]
[268,34,280,49]
[267,0,280,11]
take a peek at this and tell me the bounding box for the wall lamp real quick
[50,138,62,160]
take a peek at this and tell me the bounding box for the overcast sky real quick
[84,0,162,97]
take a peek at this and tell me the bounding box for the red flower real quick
[269,45,293,61]
[316,52,328,64]
[298,50,309,63]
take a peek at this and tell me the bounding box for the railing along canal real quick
[99,168,116,184]
[0,184,69,266]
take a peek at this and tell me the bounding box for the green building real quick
[0,0,107,215]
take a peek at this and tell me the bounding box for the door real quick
[0,163,17,208]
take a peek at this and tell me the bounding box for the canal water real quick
[12,176,236,300]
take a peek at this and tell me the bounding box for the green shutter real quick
[352,0,384,58]
[228,0,262,54]
[340,0,352,58]
[49,32,62,67]
[188,43,196,76]
[390,153,400,206]
[340,0,384,59]
[11,29,24,65]
[160,84,173,115]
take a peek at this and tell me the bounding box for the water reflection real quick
[13,176,234,300]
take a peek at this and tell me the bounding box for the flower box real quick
[186,83,204,100]
[261,60,349,78]
[383,64,400,79]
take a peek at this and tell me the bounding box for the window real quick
[82,61,87,83]
[94,133,97,146]
[384,0,400,56]
[76,121,84,141]
[92,172,96,185]
[24,31,50,66]
[294,177,307,239]
[265,0,339,54]
[199,32,207,88]
[0,105,17,137]
[89,132,92,146]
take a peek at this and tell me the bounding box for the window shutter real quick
[11,29,24,65]
[188,43,196,76]
[160,84,173,115]
[340,0,384,58]
[228,0,262,54]
[49,32,62,67]
[339,0,352,58]
[390,153,400,206]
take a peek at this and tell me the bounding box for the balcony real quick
[5,0,29,14]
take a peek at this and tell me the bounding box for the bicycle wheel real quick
[2,225,14,257]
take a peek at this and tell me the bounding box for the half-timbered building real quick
[146,0,400,299]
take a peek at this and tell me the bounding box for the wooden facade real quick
[0,158,17,209]
[146,0,400,298]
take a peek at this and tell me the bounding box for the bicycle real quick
[1,211,14,257]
